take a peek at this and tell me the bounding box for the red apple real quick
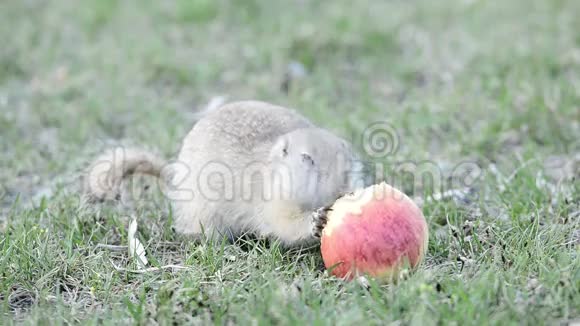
[320,182,428,282]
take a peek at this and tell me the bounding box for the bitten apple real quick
[320,182,428,282]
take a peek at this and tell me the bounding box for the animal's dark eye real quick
[301,153,314,166]
[282,148,288,157]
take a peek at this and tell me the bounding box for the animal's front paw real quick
[311,205,332,238]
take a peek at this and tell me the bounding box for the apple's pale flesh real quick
[320,182,428,282]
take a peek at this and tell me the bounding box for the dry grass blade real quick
[128,216,148,269]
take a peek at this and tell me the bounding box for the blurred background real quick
[0,1,579,324]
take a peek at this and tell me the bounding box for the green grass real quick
[1,0,579,324]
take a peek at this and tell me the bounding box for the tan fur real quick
[86,101,363,246]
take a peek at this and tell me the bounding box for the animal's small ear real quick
[270,136,289,159]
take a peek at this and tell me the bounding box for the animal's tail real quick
[84,147,167,202]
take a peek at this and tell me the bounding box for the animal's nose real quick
[301,153,314,166]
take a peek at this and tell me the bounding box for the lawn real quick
[0,0,579,324]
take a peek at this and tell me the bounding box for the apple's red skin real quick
[321,192,427,281]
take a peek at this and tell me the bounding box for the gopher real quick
[86,101,365,246]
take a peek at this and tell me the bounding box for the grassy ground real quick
[1,0,579,324]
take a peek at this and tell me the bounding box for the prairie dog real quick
[86,101,364,246]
